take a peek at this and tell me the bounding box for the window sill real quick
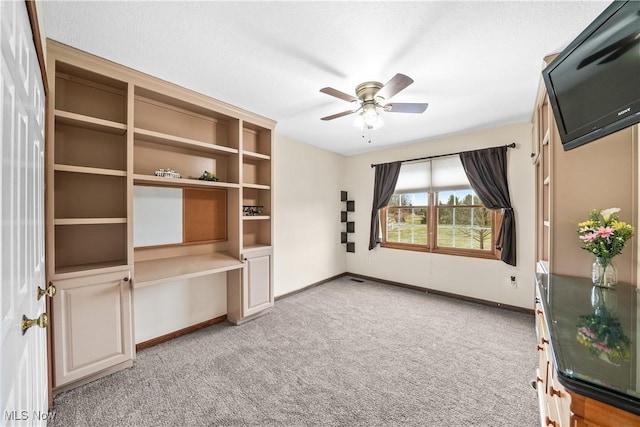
[381,242,500,260]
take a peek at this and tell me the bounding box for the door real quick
[1,1,48,426]
[243,248,273,317]
[52,270,133,388]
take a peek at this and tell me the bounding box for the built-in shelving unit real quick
[50,60,129,277]
[340,191,355,253]
[46,40,276,392]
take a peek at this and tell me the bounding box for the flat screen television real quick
[542,0,640,151]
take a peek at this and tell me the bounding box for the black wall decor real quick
[340,191,355,253]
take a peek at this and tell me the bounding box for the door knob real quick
[21,313,48,335]
[37,283,56,300]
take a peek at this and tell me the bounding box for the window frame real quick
[381,191,502,260]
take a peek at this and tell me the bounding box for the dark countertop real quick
[536,273,640,415]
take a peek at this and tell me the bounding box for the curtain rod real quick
[370,142,517,168]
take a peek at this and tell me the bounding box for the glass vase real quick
[592,257,617,288]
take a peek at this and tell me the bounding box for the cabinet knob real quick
[537,345,544,352]
[123,277,129,282]
[541,337,549,345]
[545,416,558,427]
[549,386,563,398]
[21,313,48,335]
[37,283,56,300]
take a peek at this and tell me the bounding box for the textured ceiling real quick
[41,1,611,156]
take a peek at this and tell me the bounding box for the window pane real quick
[386,207,427,244]
[438,191,455,205]
[437,206,492,251]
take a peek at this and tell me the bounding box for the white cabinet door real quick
[243,248,273,317]
[52,269,133,388]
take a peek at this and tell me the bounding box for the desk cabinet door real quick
[243,248,273,317]
[52,269,133,387]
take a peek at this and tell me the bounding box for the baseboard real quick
[274,272,348,301]
[346,272,535,315]
[136,314,228,352]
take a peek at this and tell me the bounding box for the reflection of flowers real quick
[577,207,633,259]
[576,306,630,363]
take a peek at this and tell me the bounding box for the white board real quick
[133,186,183,247]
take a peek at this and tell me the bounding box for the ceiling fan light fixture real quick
[353,104,384,130]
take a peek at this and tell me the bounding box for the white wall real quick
[344,122,536,309]
[273,134,347,297]
[134,273,227,343]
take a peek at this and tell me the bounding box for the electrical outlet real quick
[509,275,517,288]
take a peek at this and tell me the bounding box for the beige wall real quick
[135,275,227,343]
[344,122,536,309]
[273,134,347,297]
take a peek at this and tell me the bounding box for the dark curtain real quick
[369,162,402,250]
[459,146,516,266]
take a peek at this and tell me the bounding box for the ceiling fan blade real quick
[384,103,429,114]
[320,87,358,103]
[375,73,414,101]
[321,110,356,121]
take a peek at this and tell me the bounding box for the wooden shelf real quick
[134,127,238,156]
[243,183,270,190]
[55,260,128,277]
[242,215,270,221]
[133,174,239,189]
[54,164,127,177]
[54,218,127,225]
[243,150,270,161]
[133,252,243,288]
[55,109,126,135]
[242,244,272,253]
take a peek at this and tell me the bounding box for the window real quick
[381,157,499,259]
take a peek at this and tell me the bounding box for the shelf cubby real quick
[133,139,238,185]
[243,187,271,216]
[55,223,127,274]
[242,156,271,187]
[54,172,126,219]
[55,61,127,124]
[243,124,271,157]
[243,220,271,248]
[55,119,126,171]
[134,87,239,151]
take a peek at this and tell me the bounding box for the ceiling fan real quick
[320,73,429,130]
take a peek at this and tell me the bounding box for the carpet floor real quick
[49,276,538,426]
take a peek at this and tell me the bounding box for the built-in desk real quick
[535,273,640,426]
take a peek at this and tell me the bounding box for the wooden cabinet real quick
[243,247,273,317]
[45,40,276,391]
[227,247,273,324]
[51,270,133,390]
[535,287,570,427]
